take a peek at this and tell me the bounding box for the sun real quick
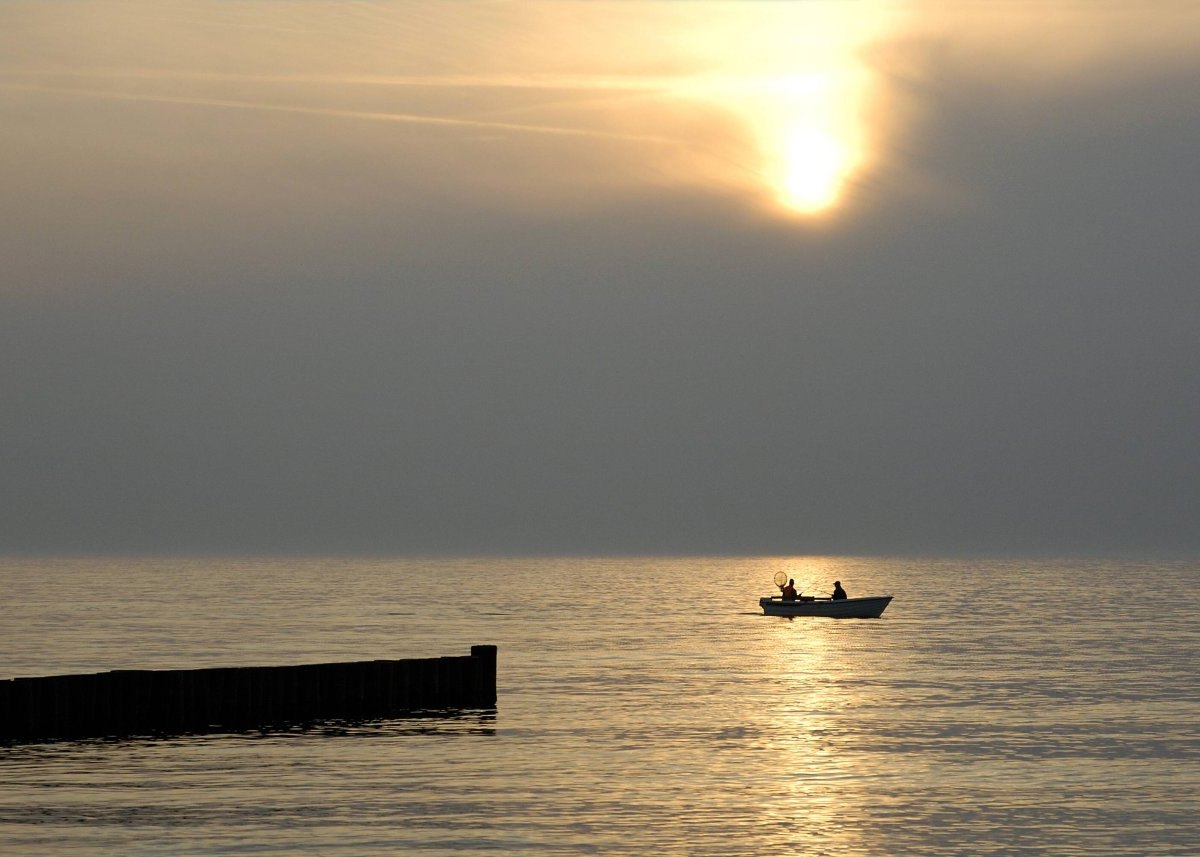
[657,2,893,218]
[778,125,851,214]
[672,70,867,216]
[738,68,871,217]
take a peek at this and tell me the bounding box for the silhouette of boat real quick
[759,595,893,618]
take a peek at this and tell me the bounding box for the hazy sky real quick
[2,1,1198,556]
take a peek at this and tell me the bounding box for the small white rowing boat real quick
[759,595,893,619]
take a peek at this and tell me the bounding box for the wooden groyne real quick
[0,645,496,743]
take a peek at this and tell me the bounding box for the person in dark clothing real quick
[831,581,847,600]
[779,578,798,601]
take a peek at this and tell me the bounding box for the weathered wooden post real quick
[347,661,369,717]
[295,663,322,722]
[245,667,267,727]
[422,657,440,707]
[11,678,35,739]
[107,670,142,735]
[392,659,411,711]
[23,677,46,738]
[470,645,497,707]
[152,671,179,734]
[177,669,199,733]
[365,661,389,715]
[43,675,70,737]
[73,675,97,736]
[91,671,112,736]
[189,667,213,732]
[274,666,297,724]
[412,658,434,709]
[258,668,279,724]
[0,679,12,739]
[210,667,238,731]
[439,657,460,705]
[318,662,343,719]
[181,668,202,733]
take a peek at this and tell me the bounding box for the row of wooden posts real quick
[0,645,496,743]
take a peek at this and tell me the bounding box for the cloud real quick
[0,80,675,143]
[2,1,1199,555]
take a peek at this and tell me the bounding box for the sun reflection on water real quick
[750,556,891,851]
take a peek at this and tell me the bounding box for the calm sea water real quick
[1,556,1197,855]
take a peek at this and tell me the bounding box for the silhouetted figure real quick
[831,581,847,600]
[780,578,797,601]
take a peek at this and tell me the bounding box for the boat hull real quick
[759,595,893,618]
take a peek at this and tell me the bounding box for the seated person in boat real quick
[779,578,798,601]
[831,581,847,600]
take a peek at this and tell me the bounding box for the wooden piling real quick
[394,659,413,710]
[0,646,497,743]
[0,680,12,738]
[471,645,497,707]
